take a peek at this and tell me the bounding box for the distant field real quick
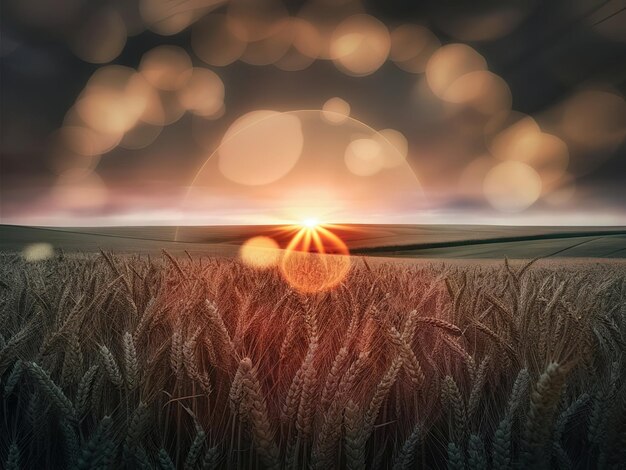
[0,224,625,258]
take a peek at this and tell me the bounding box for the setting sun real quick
[302,217,319,229]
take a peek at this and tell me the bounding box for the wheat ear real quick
[122,332,139,390]
[159,449,176,470]
[4,359,24,397]
[520,363,567,467]
[5,442,19,470]
[201,445,220,469]
[77,416,113,470]
[441,375,467,445]
[467,434,486,470]
[236,358,280,470]
[344,399,366,470]
[25,361,76,421]
[492,415,512,470]
[392,423,421,470]
[447,442,465,470]
[99,345,123,387]
[184,430,206,470]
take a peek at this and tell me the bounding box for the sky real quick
[1,0,626,226]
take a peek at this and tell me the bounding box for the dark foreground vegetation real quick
[0,252,625,469]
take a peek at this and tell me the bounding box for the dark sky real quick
[1,0,625,225]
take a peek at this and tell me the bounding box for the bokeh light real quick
[69,7,127,64]
[22,243,54,262]
[344,138,385,176]
[443,70,512,116]
[501,131,569,186]
[378,129,408,168]
[486,112,541,160]
[240,236,281,269]
[227,0,288,42]
[298,0,364,60]
[274,18,321,71]
[426,44,487,99]
[390,25,440,74]
[559,88,626,168]
[218,111,304,185]
[483,161,542,212]
[75,66,151,137]
[119,122,163,150]
[57,125,116,157]
[239,18,293,66]
[192,14,247,67]
[322,97,351,124]
[330,14,390,76]
[139,46,193,91]
[139,0,220,36]
[177,68,225,118]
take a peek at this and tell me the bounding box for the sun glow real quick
[302,217,319,229]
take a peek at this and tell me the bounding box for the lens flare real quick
[280,222,351,293]
[240,236,280,269]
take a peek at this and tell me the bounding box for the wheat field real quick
[0,251,625,469]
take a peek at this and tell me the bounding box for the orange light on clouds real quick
[52,169,108,210]
[560,89,626,150]
[177,110,425,227]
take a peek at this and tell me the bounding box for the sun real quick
[302,217,319,229]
